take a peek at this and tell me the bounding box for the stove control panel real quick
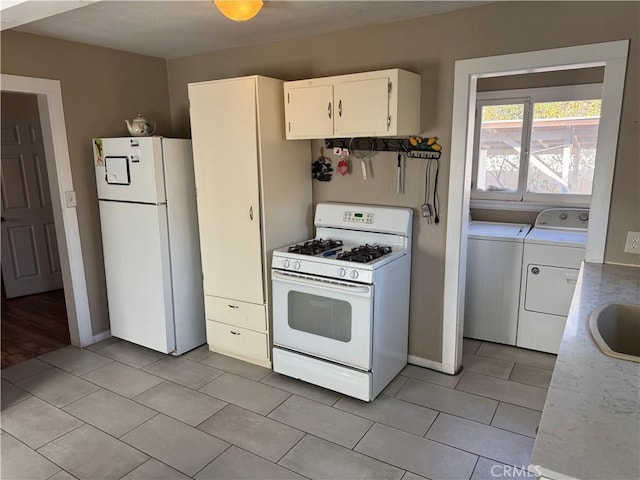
[343,211,374,224]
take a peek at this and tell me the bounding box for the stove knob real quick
[579,212,589,222]
[350,270,359,280]
[282,259,291,269]
[293,261,301,270]
[337,267,346,277]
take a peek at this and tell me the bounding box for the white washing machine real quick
[465,221,531,345]
[517,208,589,354]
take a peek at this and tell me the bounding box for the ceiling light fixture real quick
[214,0,263,22]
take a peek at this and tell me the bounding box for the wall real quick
[167,1,639,364]
[168,2,640,361]
[1,31,172,335]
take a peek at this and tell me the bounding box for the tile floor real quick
[0,337,555,480]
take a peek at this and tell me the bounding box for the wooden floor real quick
[1,289,70,369]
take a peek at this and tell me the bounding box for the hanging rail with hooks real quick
[324,137,442,160]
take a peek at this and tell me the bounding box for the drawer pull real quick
[230,330,241,335]
[228,305,239,309]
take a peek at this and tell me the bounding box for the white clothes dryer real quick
[465,221,531,345]
[517,208,589,354]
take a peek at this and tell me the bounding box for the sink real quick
[589,303,640,362]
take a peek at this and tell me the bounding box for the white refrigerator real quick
[93,137,205,354]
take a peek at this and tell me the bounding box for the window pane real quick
[527,100,601,195]
[476,104,524,193]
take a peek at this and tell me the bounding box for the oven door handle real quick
[272,270,371,295]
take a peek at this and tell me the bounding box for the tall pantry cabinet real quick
[188,76,311,367]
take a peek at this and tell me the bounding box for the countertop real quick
[531,262,640,480]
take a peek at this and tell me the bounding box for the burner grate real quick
[336,244,392,263]
[288,238,344,256]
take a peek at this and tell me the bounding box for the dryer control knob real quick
[338,268,346,277]
[282,259,290,269]
[293,261,301,270]
[350,270,359,279]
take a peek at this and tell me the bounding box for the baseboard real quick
[408,355,443,372]
[92,330,112,344]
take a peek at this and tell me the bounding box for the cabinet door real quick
[285,84,333,139]
[334,77,390,136]
[189,78,264,305]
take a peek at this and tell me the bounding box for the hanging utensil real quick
[396,152,403,195]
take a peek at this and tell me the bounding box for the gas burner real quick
[336,244,392,263]
[288,238,344,256]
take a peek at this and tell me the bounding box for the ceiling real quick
[5,1,487,59]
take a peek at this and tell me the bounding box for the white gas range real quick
[271,202,413,401]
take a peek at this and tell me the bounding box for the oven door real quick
[272,270,374,371]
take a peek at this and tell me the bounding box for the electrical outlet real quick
[624,231,640,254]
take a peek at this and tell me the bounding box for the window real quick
[472,84,602,206]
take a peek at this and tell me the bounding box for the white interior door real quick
[1,111,63,298]
[189,77,264,304]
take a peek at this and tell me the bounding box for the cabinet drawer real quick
[206,320,268,359]
[205,296,266,331]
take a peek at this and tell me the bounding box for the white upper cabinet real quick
[284,69,421,139]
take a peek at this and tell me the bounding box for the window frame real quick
[471,83,603,207]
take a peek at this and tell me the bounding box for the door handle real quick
[1,216,4,223]
[328,102,332,119]
[338,99,342,117]
[249,206,253,221]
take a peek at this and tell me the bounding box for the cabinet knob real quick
[531,267,540,275]
[230,330,241,335]
[338,99,342,117]
[327,102,332,119]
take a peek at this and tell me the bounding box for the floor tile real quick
[198,446,306,480]
[143,357,223,389]
[198,404,304,462]
[509,363,553,389]
[462,353,514,379]
[334,395,437,436]
[1,358,53,383]
[426,413,534,468]
[402,473,427,480]
[121,414,229,476]
[63,389,157,437]
[268,395,373,449]
[181,344,213,362]
[355,423,477,480]
[280,434,404,480]
[94,340,165,369]
[134,381,226,426]
[381,374,409,397]
[85,336,120,352]
[396,378,497,424]
[199,373,290,415]
[38,424,148,480]
[471,457,536,480]
[1,378,31,410]
[121,458,190,480]
[456,371,547,411]
[476,343,556,370]
[463,338,482,354]
[0,397,82,449]
[17,369,99,407]
[491,403,541,438]
[260,372,340,405]
[48,470,78,479]
[81,361,163,398]
[200,352,271,381]
[401,364,462,388]
[1,433,61,480]
[38,345,112,375]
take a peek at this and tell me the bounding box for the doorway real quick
[441,40,629,375]
[1,73,93,355]
[1,92,71,367]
